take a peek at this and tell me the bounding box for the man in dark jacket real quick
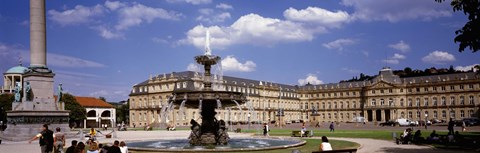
[448,118,455,134]
[107,140,121,153]
[29,124,54,153]
[65,140,77,153]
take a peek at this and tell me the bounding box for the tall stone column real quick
[30,0,47,68]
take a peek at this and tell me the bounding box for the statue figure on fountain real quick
[25,81,32,101]
[56,84,63,103]
[217,120,229,145]
[188,119,201,145]
[14,82,22,102]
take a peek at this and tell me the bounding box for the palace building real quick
[128,68,480,127]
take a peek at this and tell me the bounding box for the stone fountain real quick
[172,31,246,145]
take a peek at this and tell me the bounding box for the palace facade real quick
[129,68,480,127]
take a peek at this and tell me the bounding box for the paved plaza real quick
[1,125,478,153]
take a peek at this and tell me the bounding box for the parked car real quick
[462,118,480,126]
[379,120,397,126]
[418,120,432,126]
[396,119,418,126]
[430,118,444,124]
[454,120,464,126]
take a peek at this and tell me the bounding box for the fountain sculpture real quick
[172,30,246,145]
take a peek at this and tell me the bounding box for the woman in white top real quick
[120,141,129,153]
[319,136,333,151]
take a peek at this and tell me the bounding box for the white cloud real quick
[341,0,452,22]
[196,9,231,24]
[186,63,200,71]
[104,1,125,11]
[455,64,479,72]
[392,53,406,60]
[422,51,456,64]
[180,13,323,49]
[322,39,355,51]
[284,7,350,27]
[216,3,233,10]
[115,3,183,30]
[389,40,410,52]
[221,56,256,72]
[94,26,124,39]
[166,0,212,5]
[0,43,106,68]
[298,74,324,85]
[382,53,406,64]
[48,4,104,26]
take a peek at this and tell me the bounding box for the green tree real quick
[436,0,480,52]
[99,97,107,102]
[62,93,86,127]
[404,67,413,74]
[116,100,130,124]
[0,94,14,122]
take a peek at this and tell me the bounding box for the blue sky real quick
[0,0,478,102]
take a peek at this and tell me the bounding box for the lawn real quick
[231,139,360,153]
[242,129,480,141]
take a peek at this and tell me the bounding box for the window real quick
[322,113,326,119]
[441,86,446,91]
[450,110,455,118]
[416,88,420,92]
[400,99,404,106]
[408,112,413,118]
[132,113,135,122]
[469,84,474,89]
[416,98,420,106]
[401,112,405,118]
[460,96,465,105]
[328,113,331,119]
[442,111,446,118]
[469,96,474,105]
[389,89,393,93]
[322,102,325,109]
[371,99,376,106]
[433,87,437,91]
[380,99,385,106]
[334,102,337,109]
[328,102,331,109]
[441,97,446,105]
[450,96,455,105]
[340,113,343,119]
[460,110,465,118]
[400,89,404,92]
[433,111,438,118]
[460,85,464,90]
[372,90,376,94]
[424,98,429,106]
[416,111,421,118]
[433,97,438,106]
[424,87,429,92]
[408,99,413,107]
[469,110,474,117]
[353,102,357,108]
[340,102,344,109]
[334,113,337,119]
[450,86,455,90]
[389,98,394,106]
[381,90,384,94]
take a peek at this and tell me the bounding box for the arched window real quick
[87,110,96,117]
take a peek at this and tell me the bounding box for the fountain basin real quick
[128,137,306,152]
[173,90,245,108]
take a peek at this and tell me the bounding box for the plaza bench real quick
[291,130,310,137]
[312,148,358,153]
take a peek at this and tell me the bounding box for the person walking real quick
[263,123,269,136]
[29,124,54,153]
[329,122,335,132]
[462,121,466,132]
[53,127,66,153]
[448,118,455,134]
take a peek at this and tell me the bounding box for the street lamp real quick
[424,114,428,130]
[248,113,251,130]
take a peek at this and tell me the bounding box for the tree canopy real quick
[62,93,86,126]
[436,0,480,52]
[0,94,14,122]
